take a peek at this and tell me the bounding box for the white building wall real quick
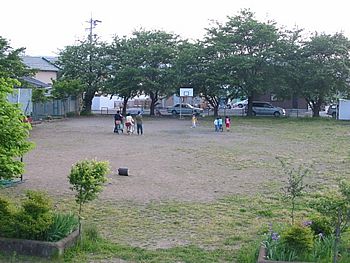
[338,99,350,120]
[92,95,123,110]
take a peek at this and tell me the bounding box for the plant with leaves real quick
[58,39,110,114]
[277,157,309,225]
[68,159,109,234]
[0,78,34,181]
[105,36,143,115]
[204,9,281,116]
[280,31,350,117]
[51,79,84,115]
[0,36,33,79]
[0,191,53,240]
[310,180,350,263]
[129,30,180,115]
[174,41,231,116]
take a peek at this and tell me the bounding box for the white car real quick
[231,99,248,108]
[167,103,203,116]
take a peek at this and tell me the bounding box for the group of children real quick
[190,113,231,132]
[114,111,143,135]
[214,116,231,132]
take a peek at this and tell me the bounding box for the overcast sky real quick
[2,0,349,56]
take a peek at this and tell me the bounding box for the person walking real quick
[135,111,143,135]
[218,116,223,132]
[191,113,197,128]
[214,117,220,132]
[225,116,231,132]
[114,111,123,134]
[125,113,135,135]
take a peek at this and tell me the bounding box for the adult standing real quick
[135,111,143,135]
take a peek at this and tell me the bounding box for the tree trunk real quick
[122,97,129,116]
[82,90,95,114]
[312,101,322,117]
[246,95,254,117]
[149,91,158,116]
[213,106,219,117]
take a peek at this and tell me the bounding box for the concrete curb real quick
[0,230,80,258]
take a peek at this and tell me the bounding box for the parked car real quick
[167,103,203,116]
[231,99,248,108]
[245,101,286,117]
[327,104,337,118]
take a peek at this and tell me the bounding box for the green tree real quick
[280,32,350,117]
[105,36,143,115]
[51,79,84,115]
[68,159,109,234]
[131,30,179,115]
[0,78,34,181]
[205,9,281,116]
[58,39,110,114]
[175,41,230,116]
[0,36,32,79]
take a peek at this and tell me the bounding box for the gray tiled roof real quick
[21,56,60,72]
[21,76,50,88]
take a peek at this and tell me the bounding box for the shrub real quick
[14,211,53,240]
[0,196,11,215]
[0,196,15,237]
[0,191,77,242]
[281,224,314,254]
[21,190,52,217]
[13,191,53,240]
[309,214,333,236]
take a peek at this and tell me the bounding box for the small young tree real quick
[68,159,110,234]
[277,157,309,225]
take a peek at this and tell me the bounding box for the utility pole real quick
[82,15,101,113]
[86,15,102,44]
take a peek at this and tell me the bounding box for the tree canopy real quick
[55,9,350,117]
[0,36,34,181]
[57,39,110,113]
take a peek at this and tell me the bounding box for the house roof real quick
[21,76,51,88]
[21,56,60,72]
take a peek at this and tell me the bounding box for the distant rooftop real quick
[21,56,60,72]
[21,76,50,88]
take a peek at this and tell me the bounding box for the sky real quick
[1,0,349,56]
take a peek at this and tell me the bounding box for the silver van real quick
[245,101,286,117]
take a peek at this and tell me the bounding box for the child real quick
[191,114,197,128]
[225,116,231,131]
[125,113,135,135]
[214,117,219,132]
[218,116,223,132]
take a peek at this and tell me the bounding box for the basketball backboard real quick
[180,88,193,97]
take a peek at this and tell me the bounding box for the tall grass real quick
[46,213,78,242]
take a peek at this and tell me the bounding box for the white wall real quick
[338,99,350,120]
[92,95,123,110]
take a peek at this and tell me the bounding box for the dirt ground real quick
[9,115,287,204]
